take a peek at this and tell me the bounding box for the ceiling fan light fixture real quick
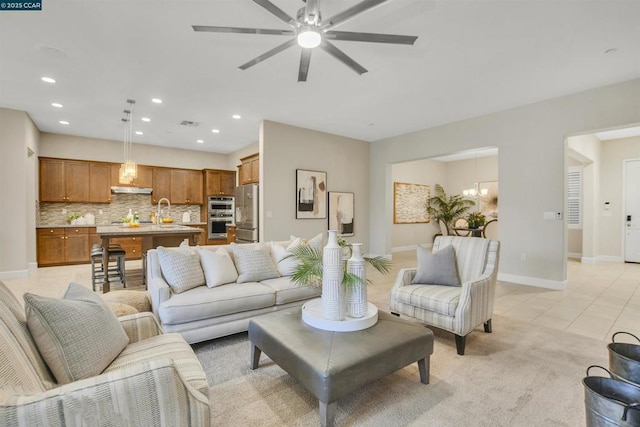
[297,28,321,48]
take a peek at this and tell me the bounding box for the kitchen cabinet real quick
[239,153,259,184]
[39,158,91,202]
[186,224,206,245]
[170,169,203,205]
[226,225,236,244]
[89,162,112,203]
[110,164,153,188]
[110,236,142,260]
[37,227,90,266]
[204,169,236,196]
[152,167,171,204]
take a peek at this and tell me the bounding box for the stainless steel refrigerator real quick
[235,183,259,243]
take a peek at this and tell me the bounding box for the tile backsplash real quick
[38,194,201,226]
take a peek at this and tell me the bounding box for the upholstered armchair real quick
[390,236,500,355]
[0,281,210,426]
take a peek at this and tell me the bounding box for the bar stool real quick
[91,244,126,291]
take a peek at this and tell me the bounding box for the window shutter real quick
[567,167,582,228]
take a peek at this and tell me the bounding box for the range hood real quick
[110,186,153,195]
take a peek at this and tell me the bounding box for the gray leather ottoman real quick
[248,309,434,427]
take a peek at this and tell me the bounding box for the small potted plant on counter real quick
[467,212,486,229]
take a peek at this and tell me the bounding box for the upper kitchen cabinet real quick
[39,158,90,202]
[110,163,153,188]
[89,162,112,203]
[171,169,203,204]
[204,169,236,196]
[152,167,171,204]
[239,153,259,184]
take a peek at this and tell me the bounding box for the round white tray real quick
[301,298,378,332]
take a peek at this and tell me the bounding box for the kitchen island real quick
[96,224,203,293]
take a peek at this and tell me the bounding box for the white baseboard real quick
[581,257,596,264]
[581,255,624,264]
[28,262,38,271]
[0,269,29,280]
[498,273,567,290]
[567,252,582,259]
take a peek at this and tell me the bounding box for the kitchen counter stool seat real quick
[91,244,126,291]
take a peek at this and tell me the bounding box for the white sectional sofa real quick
[146,240,321,344]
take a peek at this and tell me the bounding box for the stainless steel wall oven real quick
[207,196,234,240]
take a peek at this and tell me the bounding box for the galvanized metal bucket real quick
[584,365,640,427]
[609,332,640,388]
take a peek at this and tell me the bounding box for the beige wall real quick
[0,108,39,277]
[599,136,640,259]
[370,78,640,289]
[39,133,230,170]
[260,121,370,249]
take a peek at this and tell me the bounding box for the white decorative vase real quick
[346,243,368,318]
[322,230,345,321]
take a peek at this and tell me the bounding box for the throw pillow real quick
[24,283,130,384]
[157,246,205,293]
[307,233,323,250]
[197,247,239,288]
[271,238,302,276]
[412,245,461,287]
[232,243,281,283]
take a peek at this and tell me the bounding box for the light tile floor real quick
[3,253,639,343]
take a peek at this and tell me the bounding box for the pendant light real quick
[118,99,138,184]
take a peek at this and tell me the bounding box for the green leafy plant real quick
[467,212,486,229]
[426,184,475,230]
[66,212,81,223]
[285,238,392,289]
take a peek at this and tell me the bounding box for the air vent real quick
[180,120,200,127]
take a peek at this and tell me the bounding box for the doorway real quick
[624,159,640,263]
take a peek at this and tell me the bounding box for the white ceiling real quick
[1,0,639,154]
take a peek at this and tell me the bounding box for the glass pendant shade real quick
[119,100,138,184]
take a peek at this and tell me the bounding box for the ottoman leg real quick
[250,344,262,370]
[418,357,430,384]
[319,400,336,427]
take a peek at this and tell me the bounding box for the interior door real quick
[624,159,640,263]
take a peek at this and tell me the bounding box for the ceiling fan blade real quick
[192,25,294,36]
[322,0,389,29]
[253,0,297,27]
[325,30,417,45]
[320,40,368,75]
[239,38,297,70]
[298,49,312,82]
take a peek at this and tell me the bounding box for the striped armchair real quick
[0,281,210,426]
[390,236,500,355]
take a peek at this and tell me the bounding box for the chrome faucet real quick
[157,198,170,225]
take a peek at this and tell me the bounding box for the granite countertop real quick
[37,222,206,228]
[95,224,203,236]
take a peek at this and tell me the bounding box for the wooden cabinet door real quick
[133,165,153,187]
[187,170,203,204]
[221,171,236,195]
[89,162,111,203]
[152,167,171,204]
[240,154,259,184]
[241,161,252,184]
[39,158,66,202]
[250,157,259,183]
[37,228,65,265]
[65,161,90,202]
[110,237,142,260]
[170,169,188,204]
[205,170,222,196]
[65,228,89,263]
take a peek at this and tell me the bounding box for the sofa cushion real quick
[271,238,302,277]
[412,245,461,287]
[259,277,321,305]
[157,246,205,293]
[23,283,130,384]
[392,284,461,317]
[158,283,276,325]
[104,332,209,398]
[231,243,280,283]
[197,247,238,288]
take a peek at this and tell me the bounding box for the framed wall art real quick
[478,181,499,220]
[393,182,430,224]
[328,192,354,236]
[296,169,327,219]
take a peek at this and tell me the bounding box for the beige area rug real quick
[192,312,610,426]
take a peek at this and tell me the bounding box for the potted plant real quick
[467,212,486,229]
[426,184,475,230]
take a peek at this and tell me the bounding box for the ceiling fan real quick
[192,0,418,82]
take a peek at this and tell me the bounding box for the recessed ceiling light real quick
[141,117,151,122]
[59,120,69,125]
[232,114,241,119]
[197,139,204,144]
[41,77,56,83]
[135,131,143,135]
[151,98,163,104]
[51,102,63,108]
[212,129,220,133]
